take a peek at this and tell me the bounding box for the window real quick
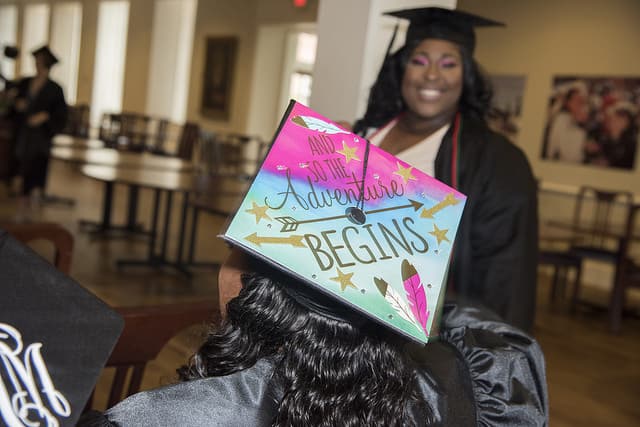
[50,2,83,103]
[20,3,50,76]
[90,0,130,125]
[280,30,317,107]
[0,4,18,88]
[145,0,197,123]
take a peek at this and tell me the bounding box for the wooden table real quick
[53,134,104,149]
[51,146,192,171]
[81,165,247,274]
[52,145,192,236]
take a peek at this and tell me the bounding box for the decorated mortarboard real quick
[385,7,504,53]
[221,101,466,344]
[31,45,59,68]
[0,230,123,426]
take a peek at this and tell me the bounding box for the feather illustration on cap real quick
[291,115,351,134]
[374,277,420,329]
[401,260,430,336]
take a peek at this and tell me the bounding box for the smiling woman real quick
[352,7,539,332]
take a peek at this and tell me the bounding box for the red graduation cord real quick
[451,112,461,190]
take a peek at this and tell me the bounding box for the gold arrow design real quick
[275,199,424,232]
[245,233,306,248]
[420,193,460,219]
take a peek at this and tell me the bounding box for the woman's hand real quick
[27,111,50,127]
[14,97,28,112]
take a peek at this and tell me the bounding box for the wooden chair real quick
[148,118,170,154]
[609,204,640,332]
[568,186,633,310]
[198,131,266,179]
[87,298,219,410]
[538,242,582,304]
[99,113,123,148]
[537,180,583,303]
[176,122,200,160]
[62,104,90,137]
[1,222,74,274]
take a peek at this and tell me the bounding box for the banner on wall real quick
[541,76,640,170]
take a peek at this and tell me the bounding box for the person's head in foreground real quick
[354,7,501,135]
[83,259,548,426]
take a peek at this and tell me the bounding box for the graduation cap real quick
[0,230,123,426]
[3,46,18,59]
[221,101,467,344]
[32,45,59,68]
[385,7,504,53]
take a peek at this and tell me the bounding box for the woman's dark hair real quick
[353,39,493,135]
[178,272,429,426]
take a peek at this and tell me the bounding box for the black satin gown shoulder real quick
[79,303,547,426]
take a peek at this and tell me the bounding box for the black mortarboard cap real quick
[3,46,19,59]
[32,45,59,68]
[0,230,123,426]
[385,7,504,53]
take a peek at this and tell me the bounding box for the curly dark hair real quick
[353,40,493,135]
[178,272,430,426]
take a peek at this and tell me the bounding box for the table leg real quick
[117,189,191,276]
[79,181,114,232]
[187,206,199,263]
[148,189,161,260]
[176,191,189,265]
[79,181,149,238]
[126,185,145,232]
[181,202,221,271]
[160,191,173,259]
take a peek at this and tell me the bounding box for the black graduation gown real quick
[13,77,67,186]
[434,114,538,331]
[78,303,548,426]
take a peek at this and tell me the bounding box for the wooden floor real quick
[2,159,640,426]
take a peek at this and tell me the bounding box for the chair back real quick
[99,113,122,148]
[63,104,90,137]
[149,118,170,154]
[176,122,200,160]
[609,203,640,332]
[198,131,266,179]
[572,186,633,249]
[93,298,218,409]
[615,204,640,282]
[1,222,74,274]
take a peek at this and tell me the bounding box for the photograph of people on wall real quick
[541,76,640,170]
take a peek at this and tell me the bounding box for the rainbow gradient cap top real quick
[221,101,467,344]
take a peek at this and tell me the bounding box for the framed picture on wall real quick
[201,36,238,121]
[487,74,527,143]
[541,76,640,170]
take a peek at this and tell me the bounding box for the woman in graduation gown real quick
[11,45,67,214]
[81,268,547,426]
[81,132,546,425]
[352,8,538,331]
